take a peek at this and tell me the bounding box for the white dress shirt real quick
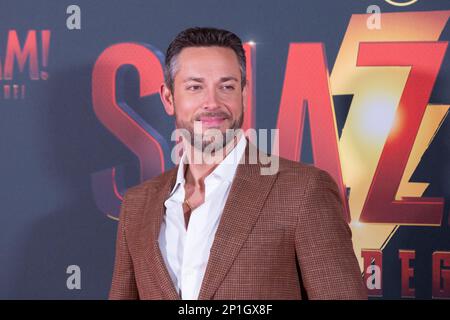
[158,135,247,300]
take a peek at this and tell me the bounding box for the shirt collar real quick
[206,133,247,184]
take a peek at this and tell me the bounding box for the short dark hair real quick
[164,27,247,93]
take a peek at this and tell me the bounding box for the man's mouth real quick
[198,116,228,126]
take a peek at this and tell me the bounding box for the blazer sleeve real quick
[294,169,367,300]
[109,191,139,300]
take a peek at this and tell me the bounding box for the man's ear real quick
[242,81,248,113]
[160,83,175,115]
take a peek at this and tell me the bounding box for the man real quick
[109,27,367,300]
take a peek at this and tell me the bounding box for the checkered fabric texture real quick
[109,139,367,300]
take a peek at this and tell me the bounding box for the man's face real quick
[161,46,246,152]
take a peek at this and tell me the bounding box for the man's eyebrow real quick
[219,76,239,82]
[183,77,204,83]
[182,76,239,83]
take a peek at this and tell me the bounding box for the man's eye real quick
[187,85,202,91]
[221,85,235,91]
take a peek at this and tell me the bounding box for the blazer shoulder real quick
[276,156,335,183]
[118,167,177,224]
[270,157,340,203]
[122,166,178,201]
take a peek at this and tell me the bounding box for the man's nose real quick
[201,87,221,109]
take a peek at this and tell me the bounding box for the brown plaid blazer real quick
[109,139,367,300]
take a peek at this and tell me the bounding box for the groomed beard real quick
[174,103,244,153]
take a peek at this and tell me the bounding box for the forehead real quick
[175,46,241,78]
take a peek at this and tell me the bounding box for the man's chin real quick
[192,140,225,152]
[191,134,235,152]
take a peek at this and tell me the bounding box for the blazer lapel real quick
[140,168,180,299]
[197,140,278,299]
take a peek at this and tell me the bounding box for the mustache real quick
[194,111,230,120]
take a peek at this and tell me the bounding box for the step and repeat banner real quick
[0,0,449,299]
